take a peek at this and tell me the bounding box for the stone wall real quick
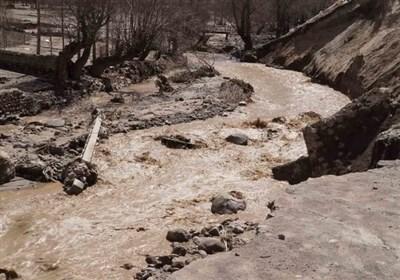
[0,50,57,76]
[0,89,47,116]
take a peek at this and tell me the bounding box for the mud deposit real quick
[0,54,349,280]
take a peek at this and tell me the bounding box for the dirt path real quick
[0,56,349,280]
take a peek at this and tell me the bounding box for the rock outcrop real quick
[274,87,400,183]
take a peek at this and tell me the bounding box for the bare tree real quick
[55,0,113,94]
[36,0,41,54]
[231,0,253,51]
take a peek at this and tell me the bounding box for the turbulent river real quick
[0,54,349,280]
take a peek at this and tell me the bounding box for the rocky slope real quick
[171,163,400,280]
[258,0,400,181]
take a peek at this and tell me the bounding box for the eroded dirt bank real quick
[258,0,400,99]
[0,55,349,280]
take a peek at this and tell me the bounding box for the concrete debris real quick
[62,159,98,195]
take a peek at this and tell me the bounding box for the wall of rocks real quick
[0,50,57,76]
[0,89,46,116]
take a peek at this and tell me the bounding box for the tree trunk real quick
[36,0,41,55]
[71,45,91,80]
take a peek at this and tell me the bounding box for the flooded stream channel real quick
[0,54,349,280]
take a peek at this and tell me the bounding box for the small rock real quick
[121,263,134,270]
[166,229,191,243]
[278,234,286,240]
[194,237,226,254]
[198,250,208,258]
[171,258,185,269]
[208,226,222,237]
[171,243,187,256]
[232,225,245,234]
[211,193,246,215]
[226,133,249,146]
[145,255,174,268]
[238,101,247,106]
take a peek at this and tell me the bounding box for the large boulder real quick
[271,88,400,183]
[0,150,15,185]
[303,89,395,177]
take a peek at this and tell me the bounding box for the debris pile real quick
[103,60,163,91]
[62,159,98,195]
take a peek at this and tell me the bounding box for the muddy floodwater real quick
[0,55,349,280]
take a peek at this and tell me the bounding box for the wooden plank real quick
[82,116,102,163]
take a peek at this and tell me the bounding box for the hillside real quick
[257,0,400,99]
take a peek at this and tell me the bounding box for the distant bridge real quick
[202,26,235,40]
